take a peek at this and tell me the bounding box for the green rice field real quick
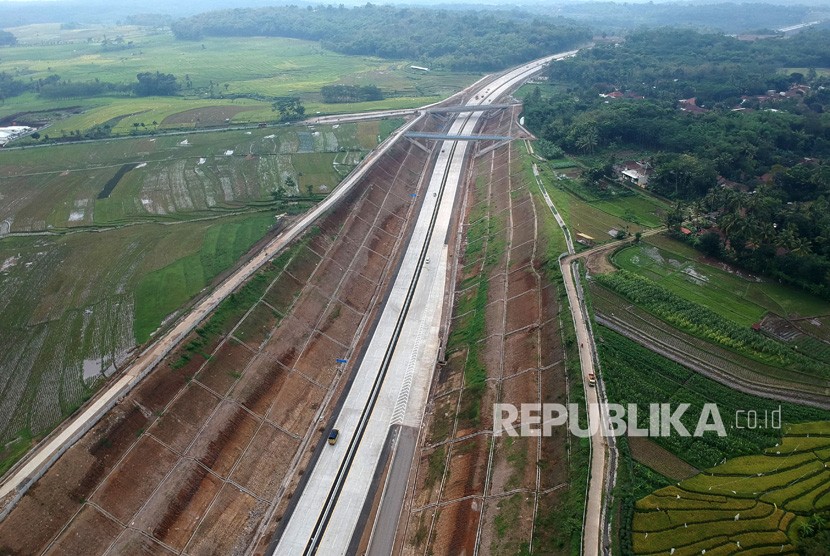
[0,120,382,465]
[633,421,830,554]
[613,235,830,326]
[599,328,830,555]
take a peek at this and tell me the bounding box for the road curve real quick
[533,133,611,555]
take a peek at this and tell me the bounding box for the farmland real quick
[0,24,477,136]
[526,154,668,246]
[590,230,830,395]
[596,270,830,378]
[0,120,383,470]
[598,328,830,470]
[613,236,830,326]
[597,328,830,554]
[0,110,436,555]
[0,124,374,232]
[632,420,830,555]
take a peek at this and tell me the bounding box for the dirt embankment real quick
[0,115,449,555]
[398,108,572,556]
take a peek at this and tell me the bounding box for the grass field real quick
[0,24,477,135]
[529,156,667,245]
[613,236,830,326]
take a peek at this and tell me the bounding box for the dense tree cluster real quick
[524,30,830,182]
[1,69,182,103]
[523,28,830,297]
[272,97,305,122]
[694,167,830,298]
[39,78,129,99]
[0,72,27,103]
[0,30,16,46]
[171,5,590,71]
[524,96,829,184]
[549,28,830,106]
[320,84,383,104]
[529,2,820,35]
[134,71,180,96]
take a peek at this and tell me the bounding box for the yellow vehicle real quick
[328,429,340,445]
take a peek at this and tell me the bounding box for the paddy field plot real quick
[632,421,830,555]
[598,328,830,471]
[0,121,381,472]
[0,213,273,474]
[593,231,830,390]
[0,123,379,232]
[613,235,830,326]
[599,328,830,554]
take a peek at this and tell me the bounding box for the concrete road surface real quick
[274,51,577,556]
[560,258,608,556]
[366,425,419,556]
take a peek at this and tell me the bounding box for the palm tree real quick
[576,126,598,154]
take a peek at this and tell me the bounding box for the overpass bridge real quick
[403,131,516,157]
[424,103,518,114]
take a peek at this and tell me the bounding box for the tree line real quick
[0,71,180,103]
[0,30,16,46]
[170,4,591,72]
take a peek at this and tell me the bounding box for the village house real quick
[616,160,652,188]
[678,97,708,114]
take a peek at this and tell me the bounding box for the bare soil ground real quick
[585,247,617,276]
[194,338,253,396]
[230,424,299,499]
[45,505,122,556]
[183,484,264,555]
[233,302,281,350]
[92,436,180,522]
[149,384,222,452]
[185,401,260,478]
[0,115,444,555]
[398,108,570,555]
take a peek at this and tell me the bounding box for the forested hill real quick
[537,2,828,34]
[170,5,590,71]
[523,28,830,298]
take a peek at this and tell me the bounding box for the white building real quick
[0,126,34,146]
